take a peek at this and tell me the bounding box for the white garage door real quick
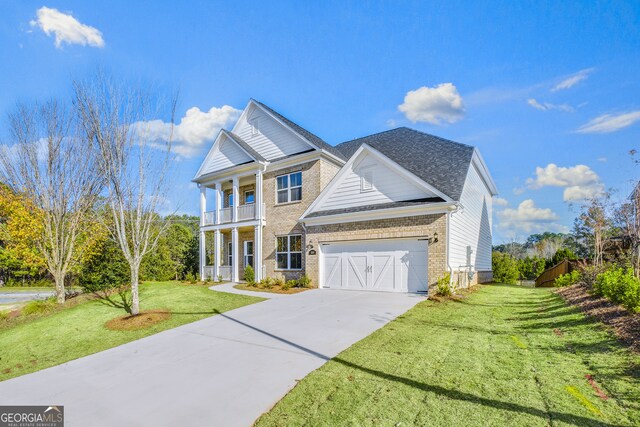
[320,238,428,293]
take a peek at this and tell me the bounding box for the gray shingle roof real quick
[253,100,347,161]
[334,127,475,201]
[226,131,267,162]
[305,198,445,218]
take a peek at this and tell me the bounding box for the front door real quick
[244,241,254,268]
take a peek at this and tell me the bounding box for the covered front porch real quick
[201,225,264,283]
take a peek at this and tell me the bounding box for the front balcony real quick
[202,203,265,226]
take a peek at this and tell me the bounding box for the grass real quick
[234,283,310,294]
[0,287,56,293]
[0,281,263,381]
[257,284,640,427]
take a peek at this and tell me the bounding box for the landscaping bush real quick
[21,297,57,315]
[273,276,285,288]
[283,280,296,291]
[594,266,640,313]
[243,265,255,284]
[297,275,312,288]
[492,252,520,284]
[547,248,578,268]
[518,256,546,280]
[78,239,130,294]
[436,273,452,296]
[554,270,581,287]
[184,271,196,283]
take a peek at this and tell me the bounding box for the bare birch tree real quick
[74,74,175,315]
[0,101,103,303]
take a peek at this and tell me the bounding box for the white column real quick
[254,225,262,282]
[255,170,263,220]
[214,229,221,280]
[199,230,206,279]
[199,185,207,226]
[214,182,222,225]
[232,176,239,222]
[231,227,239,282]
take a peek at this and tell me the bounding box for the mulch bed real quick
[555,283,640,352]
[104,309,171,331]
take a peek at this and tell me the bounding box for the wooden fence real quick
[535,259,574,287]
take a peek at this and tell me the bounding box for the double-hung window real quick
[276,171,302,204]
[276,235,302,270]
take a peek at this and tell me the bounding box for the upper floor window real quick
[228,193,234,207]
[276,171,302,204]
[245,190,255,204]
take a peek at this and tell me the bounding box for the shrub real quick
[21,297,57,316]
[436,273,452,296]
[492,252,520,284]
[217,274,223,283]
[283,280,297,291]
[518,256,546,280]
[78,238,129,294]
[258,277,275,289]
[594,266,640,313]
[184,271,196,283]
[548,248,578,268]
[297,275,312,288]
[243,265,255,284]
[273,275,285,287]
[554,270,581,287]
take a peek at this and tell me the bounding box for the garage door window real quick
[276,235,302,270]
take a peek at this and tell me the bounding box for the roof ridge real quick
[336,126,474,150]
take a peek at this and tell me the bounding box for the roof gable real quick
[301,144,451,219]
[193,130,257,180]
[335,127,475,200]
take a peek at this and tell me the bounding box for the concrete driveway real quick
[0,286,424,426]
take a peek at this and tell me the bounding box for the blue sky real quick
[1,1,639,243]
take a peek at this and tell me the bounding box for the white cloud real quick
[498,199,567,234]
[527,98,574,112]
[576,111,640,134]
[398,83,464,125]
[551,68,593,92]
[134,105,241,158]
[526,163,604,201]
[30,7,104,48]
[494,197,509,206]
[597,157,607,162]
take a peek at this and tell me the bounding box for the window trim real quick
[244,240,254,268]
[227,241,233,266]
[275,234,303,271]
[275,171,303,204]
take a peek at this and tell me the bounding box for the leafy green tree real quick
[518,256,546,280]
[492,251,520,284]
[548,248,578,268]
[78,237,129,293]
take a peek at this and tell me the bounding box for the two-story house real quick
[193,99,497,293]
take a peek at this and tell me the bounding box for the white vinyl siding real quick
[316,153,436,211]
[200,135,253,176]
[233,107,312,161]
[449,162,493,271]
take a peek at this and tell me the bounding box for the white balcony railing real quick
[203,266,215,280]
[219,207,232,223]
[219,266,232,281]
[203,211,216,226]
[237,203,255,221]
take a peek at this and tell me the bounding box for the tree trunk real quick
[130,264,140,315]
[54,274,66,304]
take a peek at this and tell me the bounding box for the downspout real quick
[447,203,461,287]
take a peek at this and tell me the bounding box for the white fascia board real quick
[300,202,457,226]
[472,149,498,196]
[196,163,266,186]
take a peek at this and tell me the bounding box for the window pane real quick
[245,191,255,204]
[277,237,288,252]
[277,254,288,269]
[246,255,254,267]
[277,175,288,190]
[228,194,233,207]
[290,253,302,269]
[246,242,253,254]
[277,190,288,204]
[290,187,302,201]
[290,235,302,251]
[290,172,302,187]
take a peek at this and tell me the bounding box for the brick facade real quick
[305,214,448,291]
[261,158,340,281]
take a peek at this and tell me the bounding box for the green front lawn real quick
[0,281,263,381]
[257,284,639,427]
